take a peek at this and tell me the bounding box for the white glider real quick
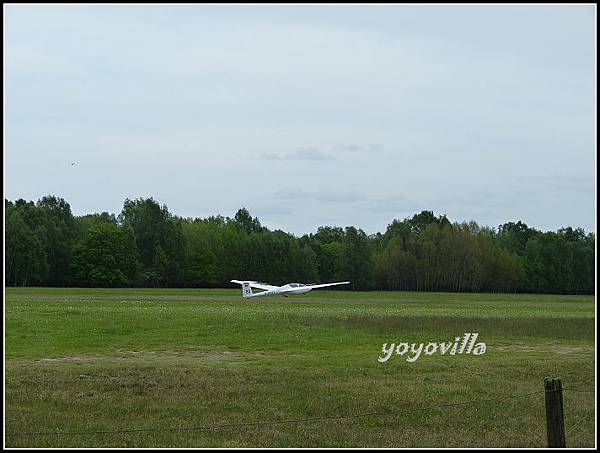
[231,280,350,298]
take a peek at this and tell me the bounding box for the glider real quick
[230,280,350,298]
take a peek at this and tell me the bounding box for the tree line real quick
[5,196,595,294]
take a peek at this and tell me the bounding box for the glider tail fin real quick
[242,282,253,299]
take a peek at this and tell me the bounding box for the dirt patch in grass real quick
[7,350,241,366]
[6,349,338,367]
[5,294,238,303]
[494,343,594,354]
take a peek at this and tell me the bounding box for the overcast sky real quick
[5,5,596,235]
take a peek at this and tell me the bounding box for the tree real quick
[118,198,185,286]
[407,210,449,234]
[75,212,117,238]
[339,227,374,290]
[233,208,262,235]
[4,197,595,295]
[181,219,218,287]
[497,221,538,255]
[5,201,48,286]
[374,235,417,291]
[68,223,137,287]
[36,196,78,286]
[313,226,345,244]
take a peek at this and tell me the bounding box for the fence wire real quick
[6,388,578,438]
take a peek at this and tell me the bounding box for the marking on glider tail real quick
[242,282,253,298]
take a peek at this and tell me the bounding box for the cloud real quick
[259,147,335,161]
[360,196,417,214]
[513,174,594,196]
[5,6,594,234]
[260,152,283,160]
[272,190,417,216]
[331,143,384,153]
[288,147,335,161]
[273,188,364,203]
[432,190,517,209]
[259,143,384,162]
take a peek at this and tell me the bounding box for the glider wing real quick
[306,281,350,289]
[231,280,279,291]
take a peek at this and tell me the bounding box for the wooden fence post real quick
[544,377,566,447]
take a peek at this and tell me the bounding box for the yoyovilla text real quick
[378,333,486,363]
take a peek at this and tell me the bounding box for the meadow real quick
[4,288,596,447]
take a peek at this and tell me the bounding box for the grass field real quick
[4,287,596,448]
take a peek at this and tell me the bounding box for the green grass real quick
[4,288,596,447]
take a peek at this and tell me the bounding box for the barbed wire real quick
[5,389,553,438]
[562,387,595,393]
[6,387,593,438]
